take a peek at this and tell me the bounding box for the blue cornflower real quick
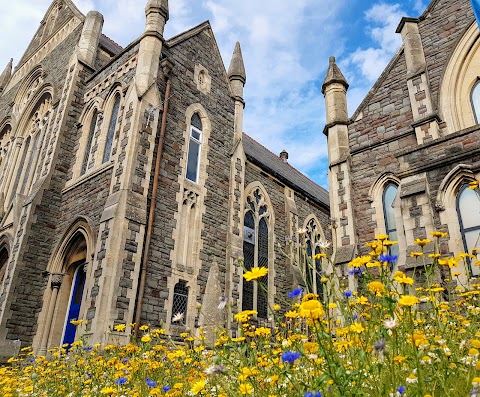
[342,290,352,298]
[379,254,398,263]
[288,287,303,298]
[122,358,129,363]
[305,392,322,397]
[115,377,128,385]
[347,267,365,276]
[146,378,157,387]
[281,350,301,363]
[86,372,92,379]
[397,385,406,395]
[162,385,171,392]
[83,346,92,351]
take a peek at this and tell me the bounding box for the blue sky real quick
[0,0,428,188]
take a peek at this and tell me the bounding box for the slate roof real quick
[242,133,330,209]
[99,34,123,56]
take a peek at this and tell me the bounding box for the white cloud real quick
[347,3,404,84]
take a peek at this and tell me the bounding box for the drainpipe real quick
[134,59,174,340]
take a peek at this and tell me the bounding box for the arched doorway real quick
[37,229,90,354]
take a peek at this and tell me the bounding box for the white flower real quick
[406,374,418,383]
[383,318,398,330]
[316,239,331,250]
[172,312,184,323]
[217,296,228,310]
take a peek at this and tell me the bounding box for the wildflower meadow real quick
[3,208,480,396]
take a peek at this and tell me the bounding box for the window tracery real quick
[242,188,270,319]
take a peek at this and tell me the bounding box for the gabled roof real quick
[242,133,329,209]
[99,34,123,56]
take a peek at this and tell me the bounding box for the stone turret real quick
[228,42,246,141]
[396,17,439,144]
[322,56,349,165]
[78,11,104,68]
[322,56,356,284]
[135,0,168,97]
[0,59,13,93]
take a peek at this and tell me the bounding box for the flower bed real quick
[1,233,480,396]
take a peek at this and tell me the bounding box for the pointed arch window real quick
[9,136,31,203]
[242,188,270,319]
[102,94,120,164]
[186,113,202,183]
[171,280,189,325]
[383,184,399,257]
[0,246,8,284]
[81,110,98,175]
[457,185,480,276]
[303,219,323,298]
[471,81,480,124]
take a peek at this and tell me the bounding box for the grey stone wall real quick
[139,27,235,326]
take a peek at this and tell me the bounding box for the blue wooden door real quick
[63,265,86,345]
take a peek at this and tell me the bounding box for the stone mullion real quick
[2,138,23,205]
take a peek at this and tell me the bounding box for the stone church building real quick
[0,0,330,356]
[325,0,480,286]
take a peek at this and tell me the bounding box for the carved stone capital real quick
[50,273,64,289]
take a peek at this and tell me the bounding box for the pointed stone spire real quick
[228,42,246,142]
[0,58,13,93]
[228,42,246,85]
[145,0,168,34]
[322,56,349,94]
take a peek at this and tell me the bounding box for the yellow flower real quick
[243,267,268,281]
[313,253,326,260]
[328,302,338,309]
[428,253,441,259]
[469,180,479,190]
[299,299,325,319]
[349,322,365,334]
[303,342,319,354]
[398,295,419,307]
[190,379,206,395]
[376,234,389,240]
[273,304,281,311]
[415,238,431,247]
[438,257,458,268]
[101,387,116,395]
[139,325,149,331]
[70,319,83,326]
[430,231,447,238]
[285,310,299,318]
[141,335,152,343]
[393,272,414,285]
[114,323,126,332]
[302,293,318,302]
[234,310,257,323]
[238,383,254,395]
[367,281,386,296]
[383,240,397,247]
[410,251,423,258]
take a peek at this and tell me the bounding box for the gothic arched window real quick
[186,113,202,183]
[9,136,31,203]
[81,110,98,175]
[0,245,8,284]
[457,185,480,276]
[383,183,399,257]
[471,81,480,124]
[242,188,270,319]
[102,94,120,163]
[303,218,323,298]
[171,280,189,325]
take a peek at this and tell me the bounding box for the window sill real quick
[63,162,114,194]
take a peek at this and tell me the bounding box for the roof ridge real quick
[101,33,123,50]
[243,133,328,194]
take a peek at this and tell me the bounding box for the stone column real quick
[38,273,63,356]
